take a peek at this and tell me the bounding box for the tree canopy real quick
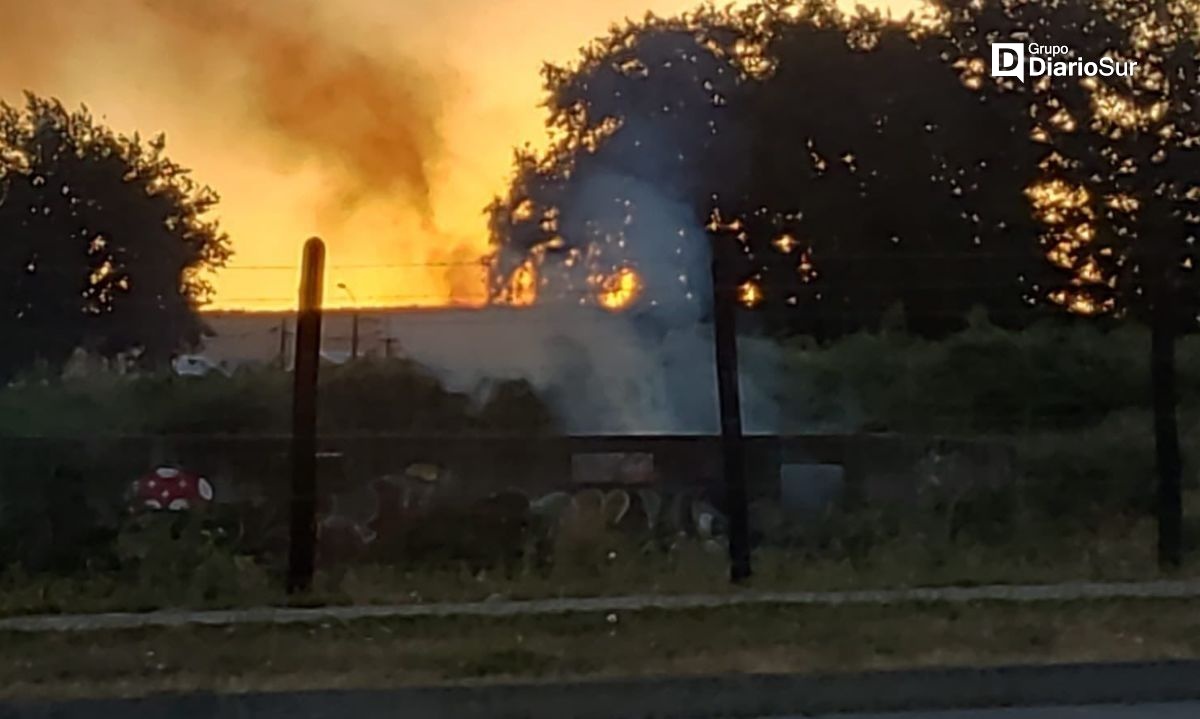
[728,3,1054,336]
[487,1,1058,337]
[487,0,1200,337]
[936,0,1200,326]
[487,8,751,319]
[0,95,231,380]
[933,0,1200,566]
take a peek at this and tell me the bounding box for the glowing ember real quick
[739,280,763,307]
[511,198,535,223]
[772,233,798,253]
[598,267,642,310]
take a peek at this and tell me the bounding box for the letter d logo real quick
[991,42,1025,82]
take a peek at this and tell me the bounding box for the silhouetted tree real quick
[487,2,1050,337]
[0,94,230,381]
[728,4,1048,337]
[936,0,1200,566]
[488,8,751,319]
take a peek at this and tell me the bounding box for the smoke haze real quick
[2,0,910,430]
[0,0,458,307]
[389,169,781,434]
[135,0,441,220]
[0,0,917,309]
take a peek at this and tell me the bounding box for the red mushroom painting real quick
[130,467,215,512]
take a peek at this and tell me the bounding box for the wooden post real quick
[287,237,325,594]
[711,235,752,583]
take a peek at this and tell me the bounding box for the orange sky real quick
[0,0,921,310]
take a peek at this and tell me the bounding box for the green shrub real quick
[114,512,273,605]
[0,358,560,438]
[0,454,123,574]
[778,317,1197,435]
[1011,411,1190,524]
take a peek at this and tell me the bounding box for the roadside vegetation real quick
[2,0,1200,629]
[5,598,1200,699]
[3,320,1200,618]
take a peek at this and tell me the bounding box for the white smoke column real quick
[389,170,781,435]
[388,305,689,433]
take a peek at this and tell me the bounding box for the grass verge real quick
[4,514,1198,619]
[3,598,1200,700]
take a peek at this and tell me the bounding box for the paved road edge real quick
[4,579,1200,633]
[4,660,1200,719]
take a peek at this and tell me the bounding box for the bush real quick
[114,513,273,605]
[0,358,561,438]
[0,452,123,574]
[1012,411,1181,524]
[778,317,1197,435]
[319,359,556,435]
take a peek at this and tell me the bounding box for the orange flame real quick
[506,260,538,306]
[739,280,763,307]
[597,267,642,310]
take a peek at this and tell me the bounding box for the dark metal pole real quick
[1151,266,1183,569]
[350,313,360,361]
[287,237,325,594]
[1151,0,1184,570]
[711,236,751,583]
[277,316,288,367]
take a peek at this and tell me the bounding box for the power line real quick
[220,261,493,270]
[13,248,1113,275]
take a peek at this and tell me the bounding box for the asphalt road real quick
[802,704,1200,719]
[5,663,1200,719]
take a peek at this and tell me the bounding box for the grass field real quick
[0,514,1193,620]
[3,598,1200,700]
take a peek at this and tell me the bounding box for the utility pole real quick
[710,235,751,583]
[1151,0,1183,570]
[288,237,325,594]
[336,282,359,361]
[277,316,289,367]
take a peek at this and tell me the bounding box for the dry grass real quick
[0,516,1194,618]
[3,599,1200,700]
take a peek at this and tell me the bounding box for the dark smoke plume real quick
[1,0,443,221]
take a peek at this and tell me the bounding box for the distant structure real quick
[200,306,582,368]
[200,308,439,367]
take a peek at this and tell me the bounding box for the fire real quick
[598,267,642,310]
[506,260,538,306]
[0,0,936,313]
[739,280,763,307]
[772,233,798,253]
